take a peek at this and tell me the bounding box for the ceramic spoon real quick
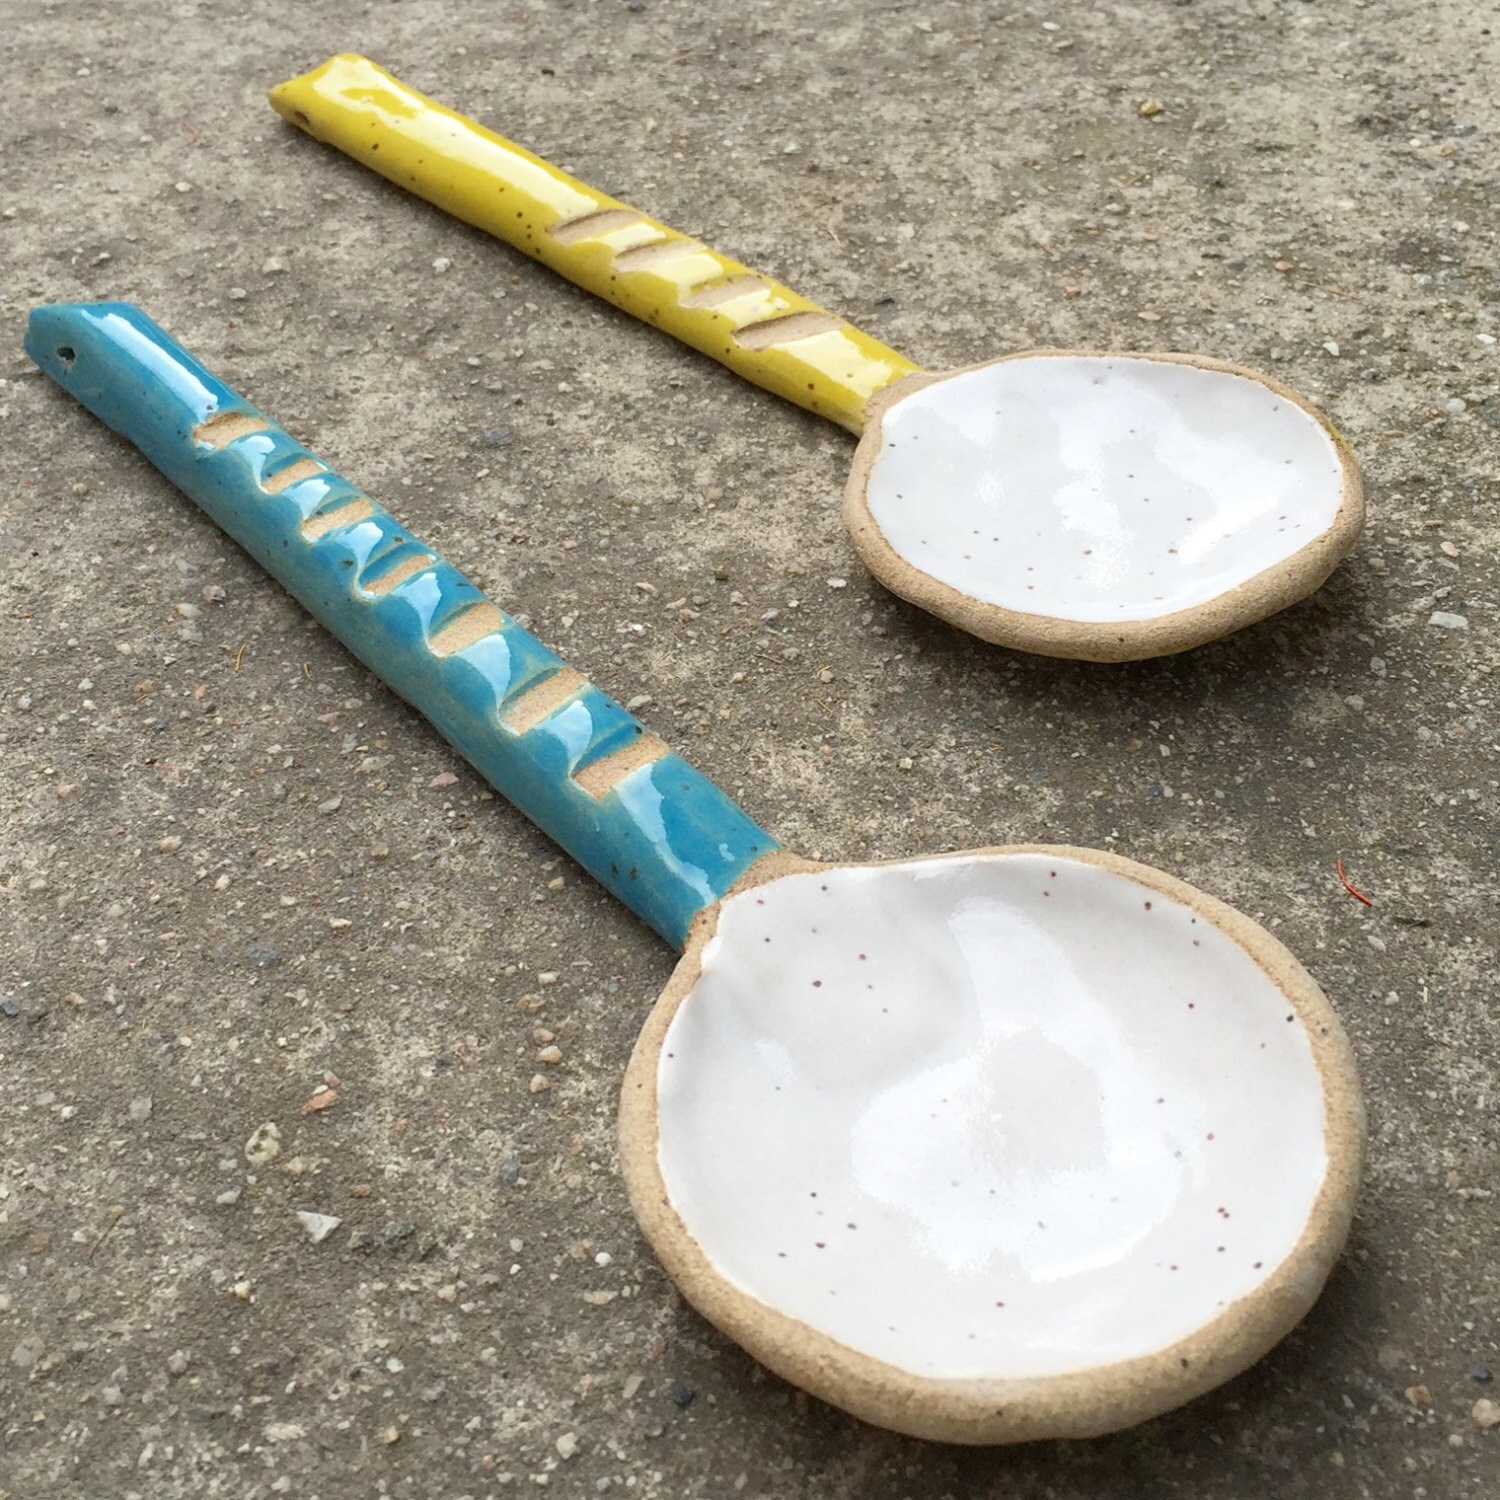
[28,302,1363,1443]
[269,54,1364,664]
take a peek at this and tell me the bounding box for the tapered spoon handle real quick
[270,54,920,434]
[26,302,777,948]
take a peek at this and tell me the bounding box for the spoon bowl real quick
[625,845,1362,1441]
[849,353,1362,660]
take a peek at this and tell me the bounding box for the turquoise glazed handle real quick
[26,303,778,948]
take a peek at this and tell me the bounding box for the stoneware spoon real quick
[27,301,1364,1443]
[270,54,1364,663]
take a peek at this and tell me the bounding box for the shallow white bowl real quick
[846,353,1363,661]
[621,847,1363,1442]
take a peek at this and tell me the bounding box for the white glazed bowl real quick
[845,353,1364,662]
[620,846,1363,1442]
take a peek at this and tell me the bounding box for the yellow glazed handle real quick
[270,55,920,434]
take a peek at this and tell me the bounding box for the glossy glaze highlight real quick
[862,353,1350,623]
[654,852,1333,1380]
[25,302,776,948]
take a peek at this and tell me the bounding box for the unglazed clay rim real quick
[619,844,1364,1444]
[842,352,1366,663]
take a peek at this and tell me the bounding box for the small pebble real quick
[536,1044,563,1065]
[1428,611,1467,630]
[1138,98,1164,118]
[1405,1384,1433,1407]
[227,287,247,302]
[128,1095,153,1123]
[318,795,343,815]
[166,1351,190,1377]
[296,1211,342,1245]
[245,1122,282,1165]
[1473,1398,1500,1429]
[1472,1363,1493,1384]
[262,255,289,274]
[157,835,183,853]
[671,1383,696,1409]
[555,1432,579,1460]
[529,1074,552,1094]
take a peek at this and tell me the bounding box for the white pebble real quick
[555,1432,579,1459]
[1428,611,1468,630]
[296,1210,341,1244]
[245,1122,282,1165]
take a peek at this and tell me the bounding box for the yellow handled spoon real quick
[272,54,1364,662]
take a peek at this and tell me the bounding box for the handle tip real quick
[269,53,383,124]
[25,302,135,386]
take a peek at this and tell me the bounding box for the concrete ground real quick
[2,1,1496,1495]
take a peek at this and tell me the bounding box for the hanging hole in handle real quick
[57,346,76,367]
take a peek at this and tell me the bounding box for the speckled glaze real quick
[863,355,1347,622]
[623,846,1365,1442]
[268,55,917,435]
[658,854,1331,1377]
[270,54,1364,662]
[25,303,776,948]
[850,352,1362,657]
[31,303,1363,1443]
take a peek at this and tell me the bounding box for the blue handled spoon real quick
[27,303,1363,1444]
